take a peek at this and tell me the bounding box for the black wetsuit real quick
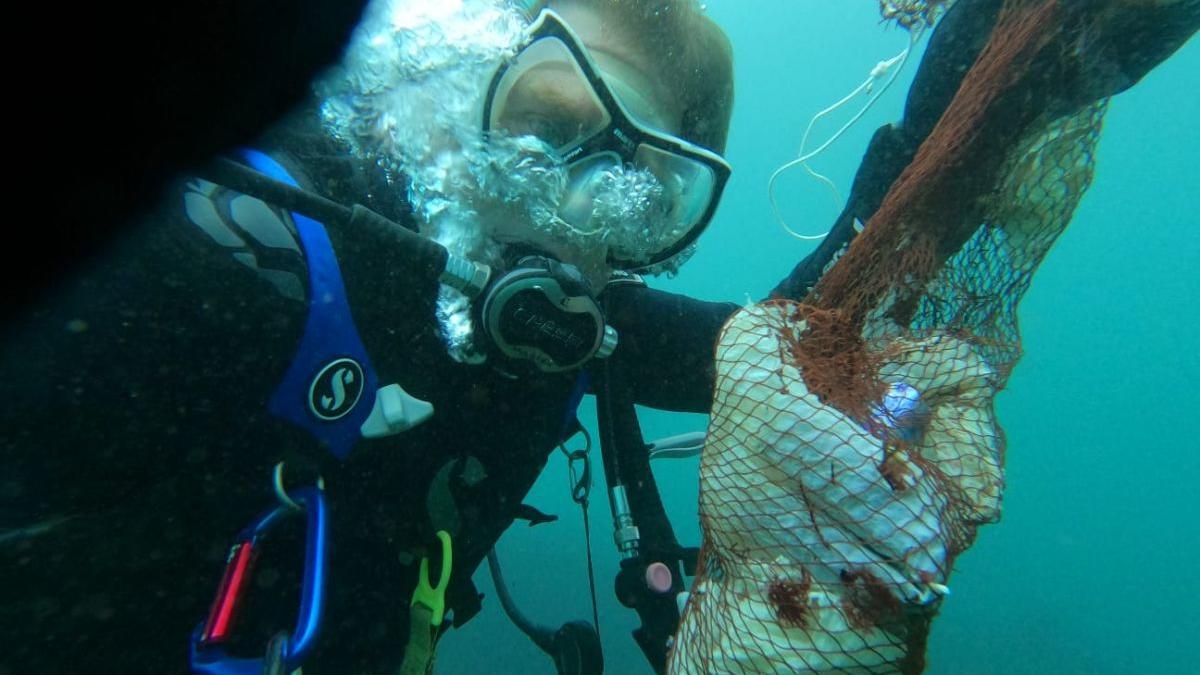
[0,109,737,674]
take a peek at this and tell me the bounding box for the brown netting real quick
[813,0,1063,331]
[669,0,1121,672]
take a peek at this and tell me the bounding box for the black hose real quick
[487,550,605,675]
[486,549,556,654]
[593,354,624,502]
[196,158,450,282]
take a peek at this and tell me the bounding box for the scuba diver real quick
[6,0,1194,673]
[1,1,736,673]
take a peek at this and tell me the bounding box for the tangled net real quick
[669,0,1127,671]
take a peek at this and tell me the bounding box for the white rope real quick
[768,26,924,242]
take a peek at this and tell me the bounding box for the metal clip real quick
[610,485,640,559]
[190,484,328,675]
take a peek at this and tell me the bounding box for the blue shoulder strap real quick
[241,149,379,459]
[559,371,591,440]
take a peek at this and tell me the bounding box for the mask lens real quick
[557,153,622,234]
[488,38,611,153]
[633,143,717,241]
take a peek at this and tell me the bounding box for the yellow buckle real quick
[411,531,452,626]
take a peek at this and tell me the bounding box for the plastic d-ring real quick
[411,531,453,626]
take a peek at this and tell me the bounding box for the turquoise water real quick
[439,2,1200,673]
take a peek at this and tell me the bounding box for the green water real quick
[439,2,1200,673]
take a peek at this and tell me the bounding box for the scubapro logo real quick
[308,358,365,421]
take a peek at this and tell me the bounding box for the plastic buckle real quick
[189,486,329,675]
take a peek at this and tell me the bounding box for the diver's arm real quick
[771,0,1005,300]
[0,170,325,673]
[603,282,739,413]
[2,173,311,526]
[770,0,1200,301]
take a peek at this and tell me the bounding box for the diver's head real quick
[319,0,733,362]
[480,0,734,280]
[533,0,734,156]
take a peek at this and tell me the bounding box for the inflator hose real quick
[197,158,450,284]
[487,550,604,675]
[486,549,556,653]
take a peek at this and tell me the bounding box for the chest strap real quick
[242,149,431,458]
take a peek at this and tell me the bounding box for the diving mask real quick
[482,9,731,270]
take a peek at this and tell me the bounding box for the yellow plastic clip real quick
[411,531,452,626]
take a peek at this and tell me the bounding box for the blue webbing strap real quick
[241,149,379,459]
[560,371,592,441]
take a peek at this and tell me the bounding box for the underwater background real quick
[437,1,1200,673]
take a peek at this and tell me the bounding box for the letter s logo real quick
[309,358,365,421]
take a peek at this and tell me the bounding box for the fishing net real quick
[670,0,1122,671]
